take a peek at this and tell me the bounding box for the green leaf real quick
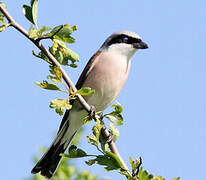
[83,115,93,125]
[85,151,124,172]
[35,80,62,91]
[112,103,123,113]
[39,26,51,34]
[31,0,38,27]
[89,120,109,152]
[71,25,78,31]
[47,75,61,83]
[47,66,63,83]
[0,25,5,32]
[56,50,64,64]
[172,178,180,180]
[130,157,136,170]
[139,167,154,180]
[105,103,124,126]
[0,16,4,25]
[105,112,123,126]
[50,39,80,65]
[109,123,119,142]
[29,25,39,38]
[77,87,95,96]
[64,46,80,63]
[119,169,134,179]
[105,151,125,169]
[85,159,96,166]
[50,98,72,115]
[95,151,122,171]
[22,5,34,24]
[69,63,78,68]
[49,25,64,36]
[32,50,52,64]
[22,0,38,27]
[49,24,76,43]
[87,135,98,147]
[93,120,104,140]
[63,145,88,158]
[49,65,56,75]
[29,26,51,39]
[54,66,62,80]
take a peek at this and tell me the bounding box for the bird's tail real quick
[31,115,78,179]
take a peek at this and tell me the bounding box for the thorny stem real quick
[0,4,130,176]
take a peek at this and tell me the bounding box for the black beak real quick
[133,41,148,49]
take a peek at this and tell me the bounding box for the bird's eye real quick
[122,36,128,43]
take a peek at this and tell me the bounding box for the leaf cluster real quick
[20,1,85,116]
[23,0,80,67]
[35,65,95,115]
[30,24,79,67]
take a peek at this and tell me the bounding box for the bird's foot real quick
[106,132,113,144]
[89,105,96,120]
[101,126,113,144]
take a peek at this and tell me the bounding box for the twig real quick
[35,25,64,42]
[0,4,130,175]
[135,157,142,177]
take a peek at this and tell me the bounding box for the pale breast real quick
[83,52,131,111]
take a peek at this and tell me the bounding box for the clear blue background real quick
[1,0,206,179]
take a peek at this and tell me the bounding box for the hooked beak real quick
[133,41,148,49]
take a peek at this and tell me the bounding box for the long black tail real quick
[31,128,77,179]
[31,110,78,179]
[31,139,67,178]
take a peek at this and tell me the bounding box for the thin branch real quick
[35,25,64,42]
[0,4,130,174]
[135,157,142,177]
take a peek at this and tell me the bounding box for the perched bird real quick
[31,30,148,178]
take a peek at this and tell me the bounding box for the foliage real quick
[21,0,80,115]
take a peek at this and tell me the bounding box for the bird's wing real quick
[57,51,101,133]
[75,51,101,89]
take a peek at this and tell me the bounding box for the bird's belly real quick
[83,53,131,111]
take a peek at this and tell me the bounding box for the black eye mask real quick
[107,34,142,46]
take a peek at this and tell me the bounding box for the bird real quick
[31,30,148,179]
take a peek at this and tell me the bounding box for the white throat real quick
[103,43,137,60]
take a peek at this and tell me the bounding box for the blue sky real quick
[1,0,206,179]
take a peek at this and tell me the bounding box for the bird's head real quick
[100,30,148,59]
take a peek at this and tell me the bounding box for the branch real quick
[0,4,130,174]
[35,25,64,42]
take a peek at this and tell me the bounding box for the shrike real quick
[31,30,148,178]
